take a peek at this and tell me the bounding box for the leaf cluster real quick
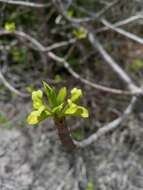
[27,81,89,125]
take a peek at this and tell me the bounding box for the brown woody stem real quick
[54,117,77,152]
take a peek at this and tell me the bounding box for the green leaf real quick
[4,21,16,32]
[54,74,63,83]
[71,128,85,141]
[27,111,41,125]
[73,27,87,39]
[64,100,89,118]
[57,87,67,105]
[64,99,77,115]
[67,9,74,17]
[27,106,51,125]
[32,90,43,109]
[70,88,82,102]
[27,83,89,126]
[0,112,7,124]
[74,106,89,118]
[85,181,94,190]
[39,110,51,121]
[129,58,143,72]
[43,81,57,107]
[52,103,64,114]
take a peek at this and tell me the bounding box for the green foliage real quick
[54,75,63,83]
[70,88,82,102]
[9,10,38,29]
[27,81,89,125]
[43,81,57,107]
[57,87,67,105]
[4,21,16,32]
[85,181,94,190]
[26,85,34,93]
[71,128,85,141]
[11,47,28,63]
[73,27,87,39]
[0,112,8,124]
[129,59,143,72]
[67,8,74,17]
[0,112,13,129]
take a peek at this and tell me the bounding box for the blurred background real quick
[0,0,143,189]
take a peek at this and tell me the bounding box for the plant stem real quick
[54,117,77,152]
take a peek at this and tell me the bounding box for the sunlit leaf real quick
[64,99,89,118]
[27,83,89,126]
[5,21,16,32]
[73,27,87,39]
[70,88,82,102]
[43,81,57,107]
[57,87,67,105]
[64,99,77,115]
[27,106,51,125]
[52,103,64,114]
[73,106,89,118]
[27,110,41,125]
[32,90,43,109]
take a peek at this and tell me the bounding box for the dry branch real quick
[0,0,51,8]
[0,30,136,96]
[88,32,142,94]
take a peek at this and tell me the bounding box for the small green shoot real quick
[129,58,143,73]
[67,8,74,17]
[85,181,94,190]
[4,21,16,32]
[73,27,87,39]
[27,81,89,125]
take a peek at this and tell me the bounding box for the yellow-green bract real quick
[73,27,87,39]
[27,81,89,125]
[4,21,16,32]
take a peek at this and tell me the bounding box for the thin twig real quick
[48,51,136,95]
[0,70,28,97]
[88,32,142,94]
[44,38,76,51]
[0,30,76,52]
[0,0,51,8]
[54,0,119,23]
[51,1,143,96]
[0,29,136,96]
[101,18,143,45]
[96,14,143,33]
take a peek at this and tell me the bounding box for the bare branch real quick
[48,51,136,95]
[101,18,143,45]
[0,0,51,8]
[96,14,143,33]
[0,30,45,51]
[50,1,143,95]
[0,70,28,97]
[54,0,119,23]
[88,32,142,94]
[0,29,142,96]
[75,96,137,147]
[44,38,76,51]
[0,30,76,52]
